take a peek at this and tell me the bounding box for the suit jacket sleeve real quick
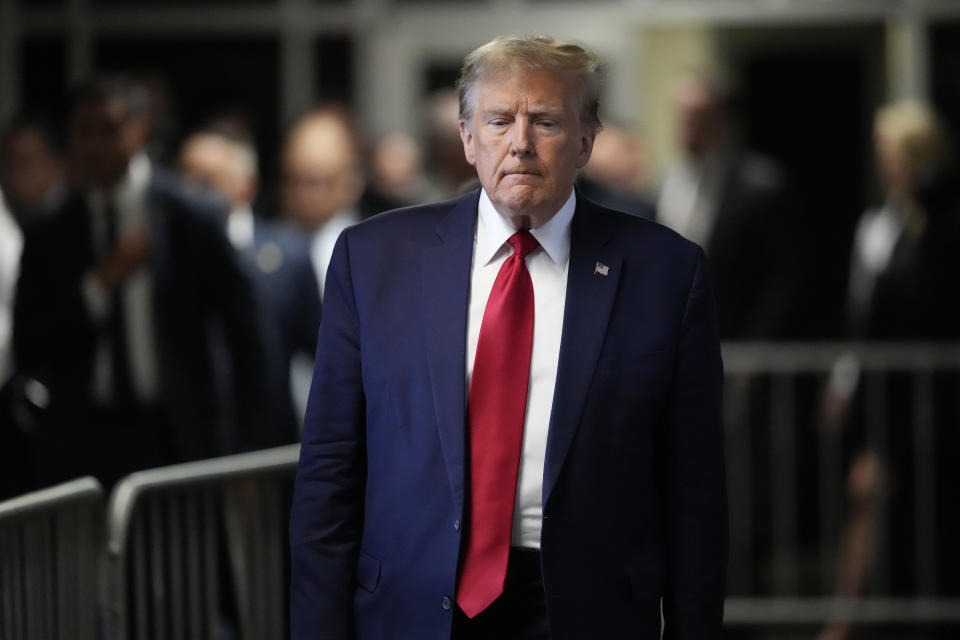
[13,221,98,383]
[289,229,364,640]
[197,206,269,452]
[663,246,728,638]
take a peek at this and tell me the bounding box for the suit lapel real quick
[543,198,620,507]
[420,191,480,513]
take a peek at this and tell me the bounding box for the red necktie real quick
[457,230,539,618]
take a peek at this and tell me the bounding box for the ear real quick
[459,120,476,167]
[575,128,596,170]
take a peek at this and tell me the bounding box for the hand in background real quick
[96,229,150,292]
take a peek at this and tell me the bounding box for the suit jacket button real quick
[454,519,461,531]
[441,596,452,610]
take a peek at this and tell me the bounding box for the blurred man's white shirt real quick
[310,209,358,299]
[81,152,159,404]
[226,204,255,251]
[292,209,358,431]
[657,148,727,249]
[0,189,23,386]
[846,201,906,329]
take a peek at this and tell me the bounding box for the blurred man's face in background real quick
[69,97,147,189]
[673,76,726,159]
[282,114,363,230]
[874,132,911,201]
[371,133,423,203]
[0,125,63,213]
[582,124,650,194]
[179,134,256,208]
[427,89,477,193]
[460,67,594,229]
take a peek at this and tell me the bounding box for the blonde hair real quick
[456,35,602,135]
[875,100,950,181]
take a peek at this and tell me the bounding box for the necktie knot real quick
[508,230,539,259]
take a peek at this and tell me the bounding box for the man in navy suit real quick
[179,126,322,447]
[13,77,267,488]
[290,36,727,639]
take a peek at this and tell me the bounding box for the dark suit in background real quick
[14,169,267,487]
[658,71,812,341]
[700,150,808,340]
[177,126,322,449]
[575,174,656,221]
[236,217,320,448]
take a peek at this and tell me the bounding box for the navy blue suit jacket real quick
[290,190,727,639]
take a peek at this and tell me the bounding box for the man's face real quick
[281,117,363,231]
[674,78,725,158]
[874,131,917,203]
[460,67,595,229]
[0,127,63,213]
[179,135,255,208]
[69,97,146,189]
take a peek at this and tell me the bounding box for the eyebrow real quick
[480,107,566,118]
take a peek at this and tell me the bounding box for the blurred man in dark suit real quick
[180,126,322,446]
[13,76,267,488]
[657,69,808,339]
[0,117,67,497]
[281,107,365,299]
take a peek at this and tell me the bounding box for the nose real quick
[510,119,533,157]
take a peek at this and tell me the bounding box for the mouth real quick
[502,169,541,177]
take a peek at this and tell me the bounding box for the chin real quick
[503,184,540,203]
[503,194,539,215]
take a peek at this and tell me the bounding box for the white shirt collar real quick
[476,188,575,267]
[115,152,151,215]
[321,208,359,238]
[227,204,255,250]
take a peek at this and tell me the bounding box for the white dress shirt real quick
[311,209,359,299]
[466,188,574,549]
[0,189,23,386]
[657,148,727,250]
[846,201,907,330]
[81,152,159,404]
[226,204,256,251]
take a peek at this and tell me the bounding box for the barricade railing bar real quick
[724,596,960,625]
[722,342,960,373]
[0,476,104,640]
[104,444,300,640]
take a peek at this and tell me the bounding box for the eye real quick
[488,118,510,127]
[536,120,558,130]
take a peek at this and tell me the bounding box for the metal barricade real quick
[721,342,960,634]
[0,476,105,640]
[104,444,299,640]
[17,341,948,637]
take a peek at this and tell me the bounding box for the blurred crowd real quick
[1,67,959,628]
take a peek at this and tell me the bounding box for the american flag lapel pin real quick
[594,261,609,277]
